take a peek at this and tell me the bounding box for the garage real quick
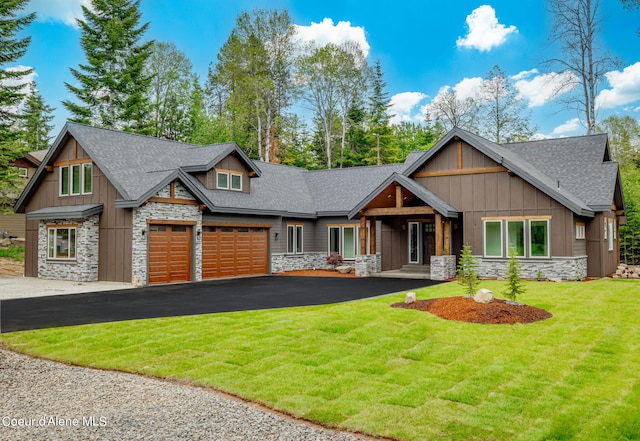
[202,225,268,279]
[148,224,193,284]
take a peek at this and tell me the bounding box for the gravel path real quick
[0,348,373,441]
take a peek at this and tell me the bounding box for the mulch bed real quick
[391,296,552,324]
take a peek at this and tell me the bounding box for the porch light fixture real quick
[196,229,201,237]
[141,229,146,236]
[274,232,279,240]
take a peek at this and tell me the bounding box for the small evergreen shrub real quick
[503,249,526,302]
[457,244,480,296]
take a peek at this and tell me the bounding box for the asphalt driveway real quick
[0,276,442,333]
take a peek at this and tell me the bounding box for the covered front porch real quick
[348,173,460,280]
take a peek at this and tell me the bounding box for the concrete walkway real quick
[0,275,134,300]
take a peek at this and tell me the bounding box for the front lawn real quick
[2,279,639,440]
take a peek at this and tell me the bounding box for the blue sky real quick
[14,0,640,139]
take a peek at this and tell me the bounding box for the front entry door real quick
[423,222,436,264]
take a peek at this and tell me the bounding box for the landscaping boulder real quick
[0,238,10,247]
[335,265,353,274]
[474,288,494,304]
[405,291,417,304]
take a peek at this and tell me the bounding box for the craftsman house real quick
[1,149,48,239]
[14,122,625,285]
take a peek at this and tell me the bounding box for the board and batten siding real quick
[24,137,133,282]
[413,140,575,259]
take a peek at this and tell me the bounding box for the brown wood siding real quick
[24,219,38,277]
[0,212,26,238]
[23,137,133,282]
[585,212,619,278]
[413,139,575,258]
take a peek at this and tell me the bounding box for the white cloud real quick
[453,77,484,100]
[389,92,427,124]
[294,18,370,57]
[456,5,517,52]
[552,118,582,136]
[514,70,578,107]
[596,62,640,109]
[26,0,91,26]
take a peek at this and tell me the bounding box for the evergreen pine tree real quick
[367,60,393,164]
[18,82,55,151]
[457,244,480,296]
[0,0,35,206]
[503,248,526,302]
[63,0,153,133]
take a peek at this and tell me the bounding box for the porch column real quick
[435,213,443,256]
[443,220,451,255]
[359,215,367,255]
[370,216,377,254]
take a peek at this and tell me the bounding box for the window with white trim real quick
[608,220,614,252]
[59,163,92,196]
[16,167,28,178]
[48,227,76,260]
[507,220,525,257]
[328,226,359,260]
[530,220,550,258]
[483,218,550,258]
[484,220,503,258]
[216,171,243,191]
[287,225,303,254]
[576,222,586,240]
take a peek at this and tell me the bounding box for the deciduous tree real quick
[546,0,619,133]
[478,65,535,143]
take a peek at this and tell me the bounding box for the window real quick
[287,225,303,254]
[530,220,550,258]
[47,227,76,260]
[608,220,614,251]
[328,226,358,260]
[216,171,243,191]
[217,172,229,189]
[484,221,503,257]
[231,174,242,191]
[576,222,586,240]
[483,218,551,259]
[409,222,420,263]
[507,221,525,257]
[16,167,28,178]
[59,163,92,196]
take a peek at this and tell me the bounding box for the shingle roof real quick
[15,123,623,219]
[502,134,620,211]
[402,128,601,217]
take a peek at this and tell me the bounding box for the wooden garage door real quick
[202,226,268,279]
[148,224,192,284]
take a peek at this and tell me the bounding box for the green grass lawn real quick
[2,279,639,440]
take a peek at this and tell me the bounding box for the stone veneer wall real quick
[430,255,457,280]
[131,184,202,286]
[477,256,588,280]
[37,215,100,282]
[271,252,333,273]
[355,254,381,277]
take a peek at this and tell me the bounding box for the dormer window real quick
[216,170,243,191]
[60,162,93,196]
